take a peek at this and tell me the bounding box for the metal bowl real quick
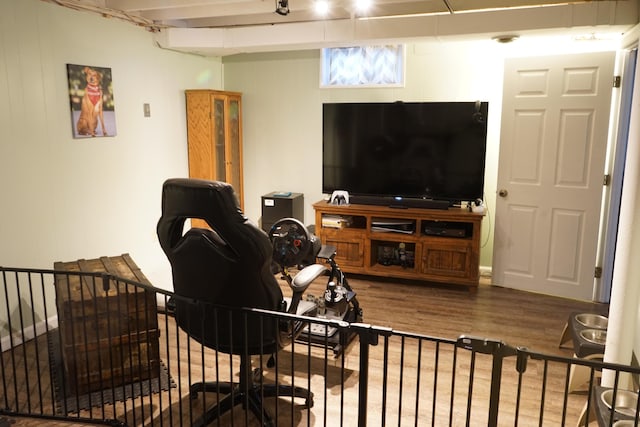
[579,328,607,345]
[601,389,639,417]
[575,313,608,329]
[612,421,636,427]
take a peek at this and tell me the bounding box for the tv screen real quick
[322,101,488,206]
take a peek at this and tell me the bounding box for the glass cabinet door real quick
[212,97,227,182]
[227,97,243,202]
[186,90,243,209]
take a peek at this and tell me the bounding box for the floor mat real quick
[48,330,176,414]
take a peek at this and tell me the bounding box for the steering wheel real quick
[269,218,311,268]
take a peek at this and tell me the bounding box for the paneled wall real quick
[0,0,222,292]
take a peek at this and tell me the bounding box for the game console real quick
[423,220,470,238]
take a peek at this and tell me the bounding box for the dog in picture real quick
[76,66,107,137]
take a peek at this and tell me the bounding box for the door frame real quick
[596,47,638,303]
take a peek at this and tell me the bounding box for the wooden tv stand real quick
[313,201,484,289]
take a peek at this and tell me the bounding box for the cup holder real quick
[575,313,608,329]
[601,389,639,417]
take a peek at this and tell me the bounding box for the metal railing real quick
[1,267,639,426]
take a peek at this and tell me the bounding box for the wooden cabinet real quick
[185,90,244,208]
[313,201,484,288]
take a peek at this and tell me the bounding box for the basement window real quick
[320,45,405,87]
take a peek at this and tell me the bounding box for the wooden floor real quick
[346,275,606,356]
[2,275,609,426]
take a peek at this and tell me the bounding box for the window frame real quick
[319,44,406,88]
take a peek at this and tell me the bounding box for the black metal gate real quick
[1,267,638,426]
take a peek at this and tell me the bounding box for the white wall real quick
[0,0,222,292]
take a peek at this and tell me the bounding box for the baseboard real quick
[0,315,58,352]
[480,266,492,278]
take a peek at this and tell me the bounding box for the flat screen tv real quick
[322,101,488,208]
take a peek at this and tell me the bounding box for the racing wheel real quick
[269,218,312,268]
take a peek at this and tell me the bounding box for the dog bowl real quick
[575,313,608,329]
[580,328,607,345]
[612,421,636,427]
[601,389,639,417]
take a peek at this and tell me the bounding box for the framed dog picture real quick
[66,64,117,138]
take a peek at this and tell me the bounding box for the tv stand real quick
[313,201,484,289]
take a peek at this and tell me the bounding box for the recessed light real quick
[492,35,519,44]
[354,0,372,14]
[315,0,330,15]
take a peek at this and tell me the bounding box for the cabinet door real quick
[225,95,243,204]
[187,90,243,209]
[211,95,227,183]
[322,234,365,268]
[186,91,215,181]
[420,240,472,279]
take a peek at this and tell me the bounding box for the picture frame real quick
[66,64,117,138]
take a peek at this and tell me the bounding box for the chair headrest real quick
[157,178,244,252]
[161,178,242,225]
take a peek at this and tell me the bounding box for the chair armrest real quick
[290,264,328,292]
[287,264,328,314]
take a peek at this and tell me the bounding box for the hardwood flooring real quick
[1,276,610,426]
[342,275,606,356]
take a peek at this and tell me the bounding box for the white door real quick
[493,52,615,301]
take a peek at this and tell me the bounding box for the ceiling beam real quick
[154,0,637,56]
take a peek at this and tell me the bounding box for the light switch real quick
[143,103,151,117]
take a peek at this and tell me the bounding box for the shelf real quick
[369,263,417,274]
[371,217,416,234]
[320,213,367,230]
[370,240,416,269]
[421,220,473,239]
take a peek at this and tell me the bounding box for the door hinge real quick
[595,266,603,279]
[613,76,621,88]
[603,174,611,186]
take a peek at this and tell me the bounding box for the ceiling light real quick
[314,0,329,15]
[275,0,290,16]
[354,0,372,14]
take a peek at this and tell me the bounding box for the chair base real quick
[189,371,313,427]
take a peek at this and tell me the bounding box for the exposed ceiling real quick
[45,0,639,55]
[44,0,619,29]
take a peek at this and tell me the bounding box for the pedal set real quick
[304,322,338,337]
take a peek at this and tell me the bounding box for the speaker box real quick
[261,192,304,232]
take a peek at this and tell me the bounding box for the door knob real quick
[498,189,508,197]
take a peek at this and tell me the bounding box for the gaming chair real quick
[156,178,315,427]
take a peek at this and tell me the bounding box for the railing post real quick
[457,336,518,427]
[352,323,380,427]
